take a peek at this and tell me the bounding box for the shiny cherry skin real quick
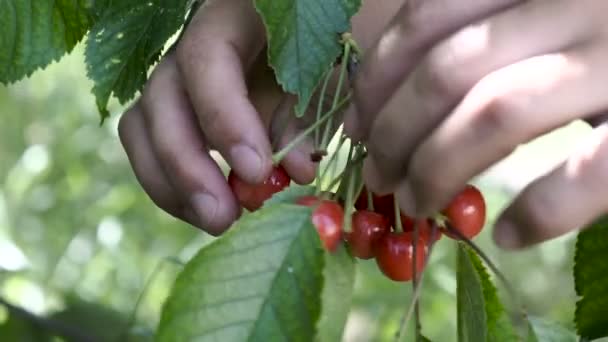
[346,210,390,259]
[297,196,344,252]
[375,231,428,282]
[228,165,290,211]
[354,187,401,226]
[401,217,442,243]
[441,184,486,240]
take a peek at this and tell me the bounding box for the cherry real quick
[228,165,291,211]
[355,187,394,217]
[355,187,403,228]
[296,196,344,252]
[401,217,442,243]
[375,231,428,282]
[441,184,486,240]
[345,210,390,259]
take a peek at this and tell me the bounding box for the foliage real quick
[254,0,361,116]
[574,216,608,339]
[0,0,606,341]
[156,201,355,341]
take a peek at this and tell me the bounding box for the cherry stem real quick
[444,222,528,325]
[272,94,351,164]
[319,134,347,182]
[314,69,333,149]
[366,188,374,211]
[122,257,183,340]
[320,40,351,150]
[396,223,439,342]
[343,159,357,234]
[325,149,366,191]
[343,32,363,57]
[412,221,422,340]
[394,197,403,233]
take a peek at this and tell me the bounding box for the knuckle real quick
[519,190,561,236]
[415,49,465,103]
[408,158,451,199]
[476,91,524,138]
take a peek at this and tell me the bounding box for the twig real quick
[412,221,421,341]
[396,223,440,342]
[0,297,97,342]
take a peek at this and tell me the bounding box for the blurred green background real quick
[0,46,591,341]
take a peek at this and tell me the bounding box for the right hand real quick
[117,0,404,235]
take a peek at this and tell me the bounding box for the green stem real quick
[396,223,438,342]
[394,197,403,233]
[272,94,351,164]
[412,221,421,341]
[314,69,333,149]
[366,189,374,211]
[320,41,351,150]
[319,134,348,182]
[343,163,357,234]
[325,148,366,192]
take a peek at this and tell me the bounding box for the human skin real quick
[344,0,608,249]
[119,0,608,251]
[117,0,404,235]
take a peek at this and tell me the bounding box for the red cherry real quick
[228,165,291,211]
[441,184,486,240]
[346,211,390,259]
[375,232,428,282]
[297,197,344,252]
[355,187,399,225]
[401,217,442,243]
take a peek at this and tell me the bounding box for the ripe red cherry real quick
[441,184,486,240]
[402,217,442,243]
[228,165,291,211]
[346,211,390,259]
[297,196,344,252]
[375,232,428,282]
[355,187,399,225]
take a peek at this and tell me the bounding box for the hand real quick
[118,0,403,235]
[344,0,608,249]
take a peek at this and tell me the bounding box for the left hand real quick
[344,0,608,249]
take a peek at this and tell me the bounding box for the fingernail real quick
[494,220,522,249]
[343,104,360,139]
[230,144,265,183]
[191,192,218,227]
[396,182,418,217]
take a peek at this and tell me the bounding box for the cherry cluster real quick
[228,165,487,283]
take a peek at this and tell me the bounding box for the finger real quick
[270,95,317,185]
[118,104,201,227]
[494,123,608,249]
[344,0,523,139]
[404,43,608,216]
[363,0,595,194]
[176,0,271,185]
[141,56,241,236]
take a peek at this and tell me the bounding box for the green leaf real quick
[316,244,355,341]
[0,0,94,83]
[468,247,519,342]
[457,244,518,342]
[263,184,315,207]
[0,314,53,342]
[157,203,355,341]
[526,316,577,342]
[85,0,189,121]
[254,0,362,116]
[457,244,487,342]
[574,216,608,339]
